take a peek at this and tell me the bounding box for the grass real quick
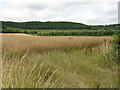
[2,34,118,88]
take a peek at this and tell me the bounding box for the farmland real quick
[2,34,118,88]
[1,20,119,88]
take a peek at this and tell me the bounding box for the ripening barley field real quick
[2,34,118,88]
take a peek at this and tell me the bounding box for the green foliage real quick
[2,21,120,30]
[103,33,120,64]
[2,21,89,30]
[0,28,2,33]
[113,33,120,61]
[113,33,120,45]
[23,30,38,34]
[2,21,120,36]
[2,27,20,33]
[2,27,120,36]
[37,30,120,36]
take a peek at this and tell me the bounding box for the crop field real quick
[2,34,118,88]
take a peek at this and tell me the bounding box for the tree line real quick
[2,27,120,36]
[2,21,120,30]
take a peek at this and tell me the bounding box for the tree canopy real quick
[2,21,120,30]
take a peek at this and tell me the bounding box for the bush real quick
[2,27,20,33]
[113,33,120,45]
[112,33,120,62]
[37,30,120,36]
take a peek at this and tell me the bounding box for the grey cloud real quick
[26,4,47,10]
[0,0,119,25]
[48,1,93,11]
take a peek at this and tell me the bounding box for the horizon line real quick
[1,20,119,26]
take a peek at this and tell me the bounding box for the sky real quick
[0,0,119,25]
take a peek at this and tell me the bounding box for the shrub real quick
[113,33,120,45]
[2,27,20,33]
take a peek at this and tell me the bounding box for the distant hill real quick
[1,21,120,30]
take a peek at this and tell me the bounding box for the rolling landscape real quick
[0,0,120,89]
[1,21,120,88]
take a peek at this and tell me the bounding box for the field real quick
[2,34,118,88]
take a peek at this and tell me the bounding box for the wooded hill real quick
[2,21,120,30]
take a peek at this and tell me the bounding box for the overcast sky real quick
[0,0,119,25]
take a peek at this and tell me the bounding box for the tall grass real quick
[2,34,118,88]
